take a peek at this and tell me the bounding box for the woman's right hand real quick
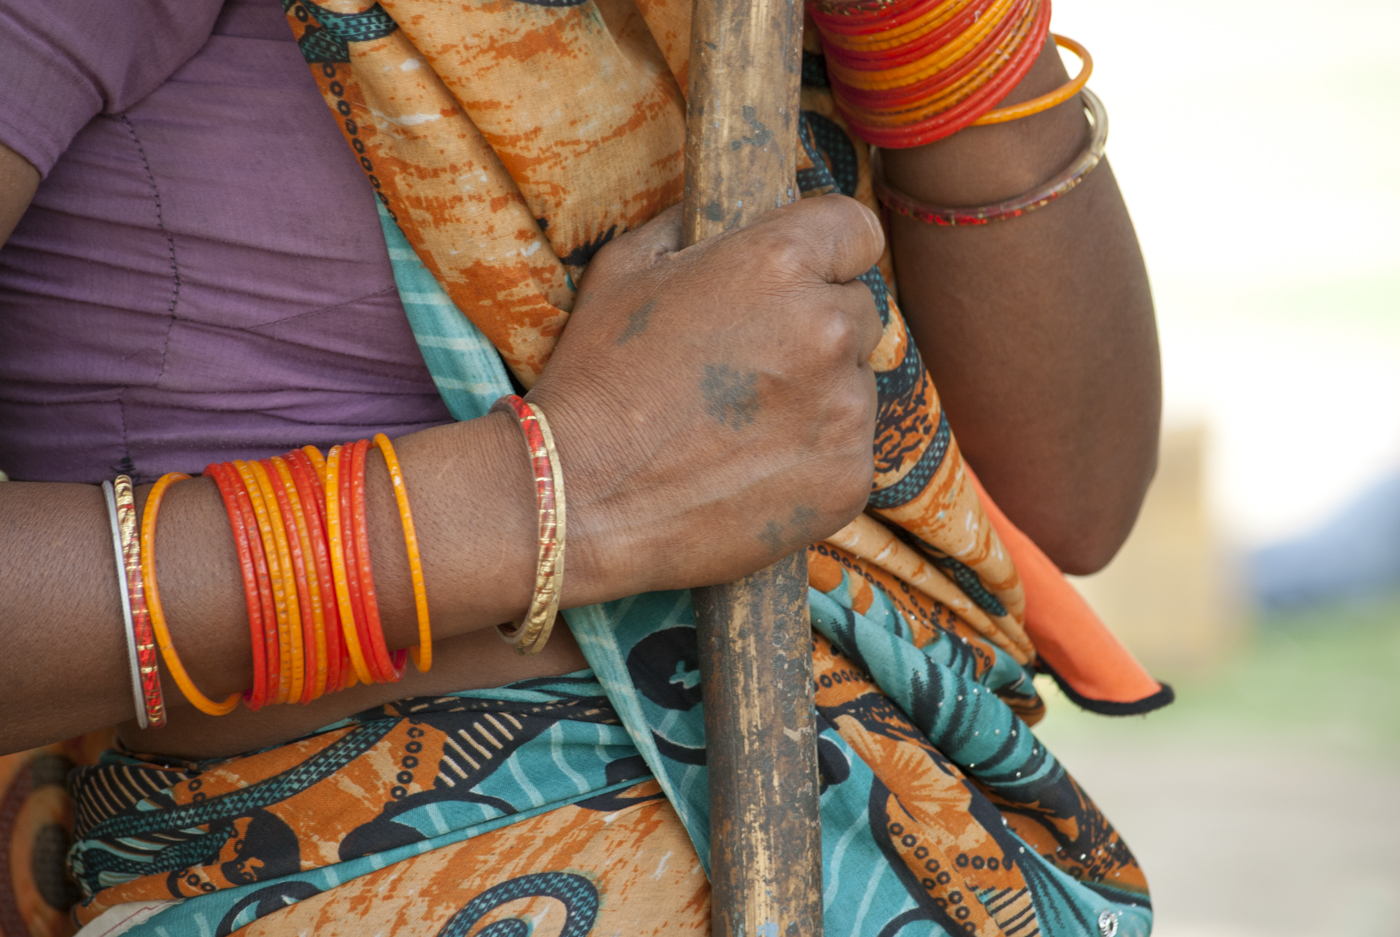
[531,194,886,604]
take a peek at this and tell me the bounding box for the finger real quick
[587,202,684,278]
[728,193,886,286]
[831,278,884,363]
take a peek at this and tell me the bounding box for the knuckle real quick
[811,308,858,361]
[751,231,811,280]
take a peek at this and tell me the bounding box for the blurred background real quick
[1040,1,1400,935]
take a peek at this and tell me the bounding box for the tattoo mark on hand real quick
[615,298,656,345]
[757,505,820,555]
[701,364,759,430]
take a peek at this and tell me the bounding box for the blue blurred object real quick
[1249,472,1400,610]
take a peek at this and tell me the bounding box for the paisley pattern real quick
[59,576,1150,936]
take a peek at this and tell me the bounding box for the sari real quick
[0,0,1172,934]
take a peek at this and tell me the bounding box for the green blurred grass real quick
[1034,591,1400,763]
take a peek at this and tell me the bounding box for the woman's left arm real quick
[881,39,1161,575]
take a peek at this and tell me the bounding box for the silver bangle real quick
[103,479,149,729]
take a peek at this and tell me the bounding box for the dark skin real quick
[0,39,1158,758]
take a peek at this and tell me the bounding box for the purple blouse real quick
[0,0,453,484]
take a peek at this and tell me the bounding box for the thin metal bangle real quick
[871,86,1108,226]
[103,480,150,729]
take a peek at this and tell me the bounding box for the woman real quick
[0,0,1163,933]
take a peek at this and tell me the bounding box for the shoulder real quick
[0,0,228,177]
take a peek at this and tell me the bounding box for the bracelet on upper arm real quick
[872,87,1108,226]
[807,0,1066,147]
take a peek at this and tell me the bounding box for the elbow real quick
[1036,450,1158,577]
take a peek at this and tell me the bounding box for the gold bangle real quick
[492,395,566,656]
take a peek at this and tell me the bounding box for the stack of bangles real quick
[807,0,1109,225]
[99,394,565,726]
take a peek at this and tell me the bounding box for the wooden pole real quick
[681,0,823,933]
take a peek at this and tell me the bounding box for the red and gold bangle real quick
[205,463,269,710]
[233,460,294,705]
[113,476,167,727]
[492,395,566,656]
[350,439,405,681]
[325,444,375,685]
[286,448,344,695]
[141,473,241,716]
[373,433,433,672]
[872,85,1106,224]
[266,457,326,703]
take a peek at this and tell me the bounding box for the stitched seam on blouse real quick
[116,113,181,386]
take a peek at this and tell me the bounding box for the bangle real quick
[141,473,241,716]
[374,433,433,672]
[266,457,326,702]
[220,462,283,703]
[205,463,270,710]
[350,439,406,682]
[872,86,1106,224]
[492,395,566,656]
[250,460,307,704]
[972,33,1091,125]
[325,444,375,685]
[232,460,292,704]
[103,480,153,728]
[286,449,344,694]
[835,0,1048,147]
[302,444,327,487]
[113,476,166,728]
[237,460,301,705]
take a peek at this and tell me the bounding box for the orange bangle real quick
[269,457,328,702]
[141,473,242,716]
[283,452,339,698]
[248,460,305,705]
[325,444,375,684]
[972,34,1090,125]
[233,460,294,705]
[302,444,327,488]
[373,433,432,672]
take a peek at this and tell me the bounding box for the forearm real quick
[882,40,1161,573]
[0,414,545,752]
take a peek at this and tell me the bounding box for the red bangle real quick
[262,458,322,704]
[839,1,1047,146]
[286,448,345,695]
[221,462,283,703]
[811,0,980,38]
[205,463,269,710]
[350,438,406,681]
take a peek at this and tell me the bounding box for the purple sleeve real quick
[0,0,227,176]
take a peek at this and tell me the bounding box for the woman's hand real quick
[534,194,886,600]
